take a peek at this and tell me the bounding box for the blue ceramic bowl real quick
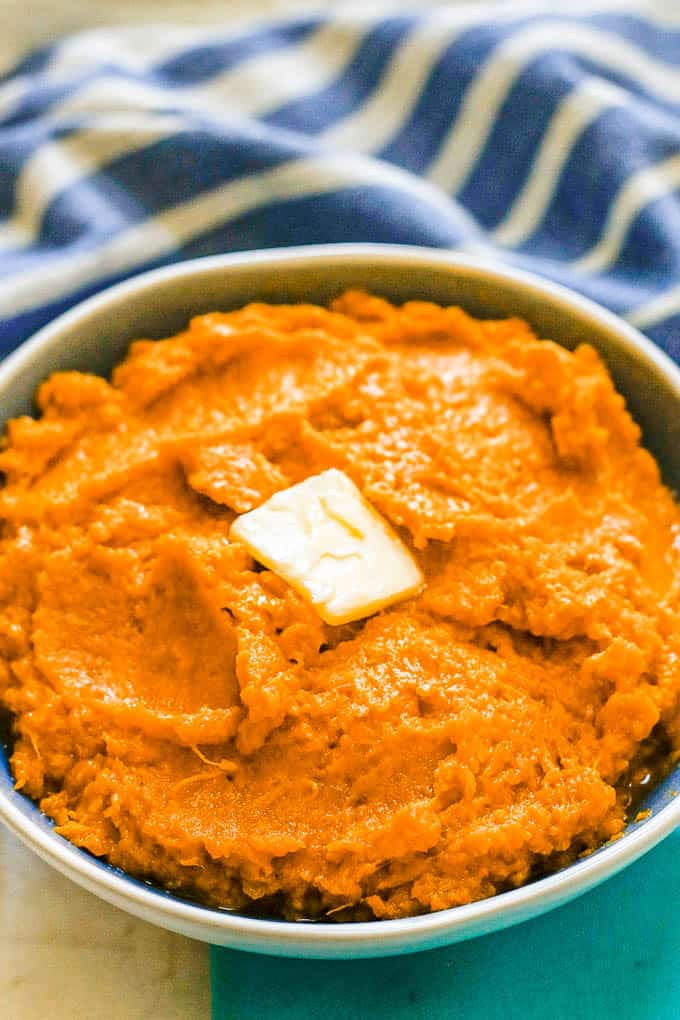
[0,245,678,958]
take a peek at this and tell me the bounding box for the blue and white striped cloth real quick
[2,3,680,362]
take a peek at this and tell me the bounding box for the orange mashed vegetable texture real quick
[1,291,680,922]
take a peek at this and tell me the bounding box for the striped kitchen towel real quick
[2,1,680,364]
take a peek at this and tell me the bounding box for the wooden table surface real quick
[0,0,476,72]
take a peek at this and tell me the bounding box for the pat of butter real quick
[229,468,423,625]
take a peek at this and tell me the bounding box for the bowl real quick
[0,243,678,959]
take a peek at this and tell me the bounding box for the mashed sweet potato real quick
[1,291,679,921]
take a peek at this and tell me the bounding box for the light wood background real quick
[0,0,485,72]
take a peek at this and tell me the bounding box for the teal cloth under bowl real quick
[212,830,680,1019]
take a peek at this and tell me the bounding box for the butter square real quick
[229,469,423,625]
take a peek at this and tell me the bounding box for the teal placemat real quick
[212,830,680,1019]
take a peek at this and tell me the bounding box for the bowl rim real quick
[1,241,679,956]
